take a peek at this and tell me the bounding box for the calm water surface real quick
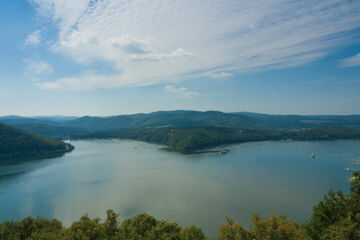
[1,140,360,237]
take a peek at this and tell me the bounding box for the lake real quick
[0,139,359,237]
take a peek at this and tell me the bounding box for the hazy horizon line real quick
[1,109,360,118]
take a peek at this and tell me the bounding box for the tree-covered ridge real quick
[54,111,360,131]
[0,122,74,162]
[13,123,88,138]
[1,170,359,240]
[2,111,360,135]
[73,126,360,153]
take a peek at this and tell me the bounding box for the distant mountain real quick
[1,111,360,137]
[62,111,360,131]
[13,124,88,138]
[60,110,254,131]
[0,116,55,125]
[0,115,78,125]
[0,122,74,162]
[30,116,79,122]
[0,116,85,137]
[233,112,360,129]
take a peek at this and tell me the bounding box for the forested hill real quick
[0,123,74,162]
[2,111,360,136]
[12,123,88,138]
[61,111,360,131]
[72,126,360,154]
[60,111,255,131]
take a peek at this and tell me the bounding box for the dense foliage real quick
[73,126,360,153]
[1,171,359,239]
[219,214,301,240]
[0,123,73,162]
[0,211,205,240]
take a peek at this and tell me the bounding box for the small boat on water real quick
[220,150,229,155]
[311,153,315,159]
[352,157,360,165]
[345,168,357,172]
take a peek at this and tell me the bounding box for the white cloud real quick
[208,72,233,78]
[165,85,199,97]
[51,31,192,66]
[131,48,193,61]
[341,53,360,67]
[110,35,149,54]
[24,59,53,75]
[37,71,168,91]
[29,0,91,39]
[25,30,41,45]
[29,0,360,90]
[37,74,115,91]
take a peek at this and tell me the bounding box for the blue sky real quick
[1,0,360,116]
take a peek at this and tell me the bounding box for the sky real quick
[1,0,360,116]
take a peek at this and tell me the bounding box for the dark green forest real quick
[0,123,73,162]
[1,170,359,240]
[72,126,360,153]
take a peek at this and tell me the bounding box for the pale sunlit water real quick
[0,139,359,237]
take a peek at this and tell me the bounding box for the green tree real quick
[219,217,252,240]
[305,170,360,240]
[67,215,103,240]
[219,214,300,240]
[120,213,158,239]
[102,210,121,240]
[180,226,206,240]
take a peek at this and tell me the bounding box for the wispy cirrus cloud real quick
[341,53,360,67]
[24,30,41,46]
[164,85,199,97]
[29,0,360,90]
[208,72,233,79]
[24,59,53,75]
[131,48,193,62]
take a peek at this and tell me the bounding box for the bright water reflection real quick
[0,139,359,237]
